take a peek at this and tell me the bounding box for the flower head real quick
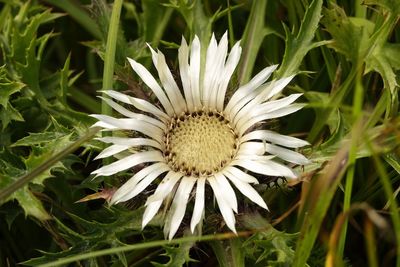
[91,32,309,239]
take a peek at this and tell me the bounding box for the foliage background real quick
[0,0,399,266]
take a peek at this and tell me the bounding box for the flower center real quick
[163,110,238,177]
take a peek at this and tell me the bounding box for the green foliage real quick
[0,66,24,129]
[0,2,90,224]
[152,240,195,267]
[276,0,324,78]
[322,3,400,97]
[0,0,399,267]
[242,214,299,267]
[23,207,145,266]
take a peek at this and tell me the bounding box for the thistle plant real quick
[0,1,399,267]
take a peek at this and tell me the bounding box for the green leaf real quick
[322,4,399,96]
[0,103,24,129]
[12,132,68,147]
[22,135,72,185]
[242,214,298,266]
[3,4,63,103]
[13,187,51,220]
[0,66,24,107]
[321,7,369,62]
[0,66,25,128]
[276,0,323,78]
[0,160,50,221]
[152,241,195,267]
[24,207,146,266]
[0,127,76,220]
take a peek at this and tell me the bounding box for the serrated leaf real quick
[13,187,51,220]
[152,240,195,267]
[276,0,323,78]
[0,67,25,107]
[0,66,25,128]
[241,214,299,266]
[0,103,24,129]
[12,132,68,147]
[321,6,366,62]
[322,4,399,95]
[0,131,73,220]
[0,168,50,221]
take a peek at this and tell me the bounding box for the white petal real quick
[102,90,169,121]
[237,104,305,135]
[223,169,268,210]
[240,130,310,148]
[264,75,295,100]
[91,150,164,177]
[167,177,196,239]
[231,76,294,125]
[228,87,262,121]
[178,37,194,111]
[208,176,237,233]
[224,65,278,115]
[90,114,164,141]
[235,154,276,161]
[127,58,174,115]
[265,144,310,165]
[114,164,169,204]
[148,46,187,114]
[96,137,162,150]
[208,32,229,109]
[232,159,296,178]
[261,93,303,112]
[189,36,201,108]
[202,33,218,106]
[216,41,242,110]
[142,200,163,228]
[91,120,118,130]
[234,93,302,126]
[223,166,259,184]
[142,171,183,228]
[190,177,206,232]
[99,97,166,129]
[215,173,238,213]
[94,144,132,159]
[237,142,266,155]
[111,162,168,204]
[145,171,183,204]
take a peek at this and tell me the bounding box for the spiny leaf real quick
[276,0,323,78]
[0,66,25,108]
[0,66,25,128]
[12,132,68,147]
[152,239,195,267]
[322,4,399,95]
[241,214,299,266]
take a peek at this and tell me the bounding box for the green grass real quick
[0,0,399,266]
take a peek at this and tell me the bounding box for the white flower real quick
[91,32,310,239]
